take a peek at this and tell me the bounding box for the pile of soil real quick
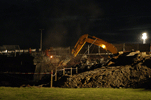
[59,52,151,88]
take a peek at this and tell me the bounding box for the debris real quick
[59,51,151,88]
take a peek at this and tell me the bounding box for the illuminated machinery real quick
[72,34,118,57]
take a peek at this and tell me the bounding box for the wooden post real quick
[50,70,53,88]
[98,46,100,55]
[55,68,57,81]
[88,45,90,55]
[76,67,78,74]
[63,68,65,75]
[123,43,125,51]
[71,67,72,77]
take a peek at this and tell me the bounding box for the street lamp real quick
[142,33,147,44]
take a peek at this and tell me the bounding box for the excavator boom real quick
[72,34,118,57]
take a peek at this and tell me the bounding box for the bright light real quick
[142,33,147,44]
[100,44,106,49]
[5,50,7,53]
[142,33,147,39]
[50,55,53,59]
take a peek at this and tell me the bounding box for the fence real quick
[1,67,78,88]
[50,67,78,87]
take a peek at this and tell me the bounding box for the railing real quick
[50,67,78,87]
[1,67,78,88]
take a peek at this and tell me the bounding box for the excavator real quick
[59,34,118,67]
[72,34,118,57]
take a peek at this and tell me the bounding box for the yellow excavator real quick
[72,34,118,57]
[60,34,118,66]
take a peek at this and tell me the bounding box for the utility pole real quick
[39,29,44,51]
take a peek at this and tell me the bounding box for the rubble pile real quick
[61,51,151,88]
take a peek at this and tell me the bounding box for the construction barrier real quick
[0,67,78,88]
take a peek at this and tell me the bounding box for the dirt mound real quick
[61,58,151,88]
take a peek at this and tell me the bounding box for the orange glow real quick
[50,55,53,58]
[100,44,106,49]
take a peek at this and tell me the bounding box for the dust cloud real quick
[42,0,103,49]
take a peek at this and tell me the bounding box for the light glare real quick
[50,55,53,58]
[101,44,106,49]
[142,32,147,44]
[142,33,147,39]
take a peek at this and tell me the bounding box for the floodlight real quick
[142,33,147,44]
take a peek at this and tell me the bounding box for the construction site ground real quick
[1,51,151,89]
[55,51,151,89]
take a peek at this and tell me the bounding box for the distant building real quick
[2,45,20,51]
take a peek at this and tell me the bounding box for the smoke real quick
[43,23,68,48]
[41,0,103,49]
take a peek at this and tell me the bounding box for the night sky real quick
[1,0,151,49]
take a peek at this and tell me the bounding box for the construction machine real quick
[60,34,118,67]
[72,34,118,57]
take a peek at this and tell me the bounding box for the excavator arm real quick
[72,34,118,57]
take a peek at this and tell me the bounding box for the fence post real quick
[50,70,53,88]
[55,68,57,81]
[71,67,72,77]
[63,68,65,75]
[76,67,78,74]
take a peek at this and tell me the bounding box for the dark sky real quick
[1,0,151,49]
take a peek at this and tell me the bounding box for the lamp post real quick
[39,29,44,51]
[142,33,147,44]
